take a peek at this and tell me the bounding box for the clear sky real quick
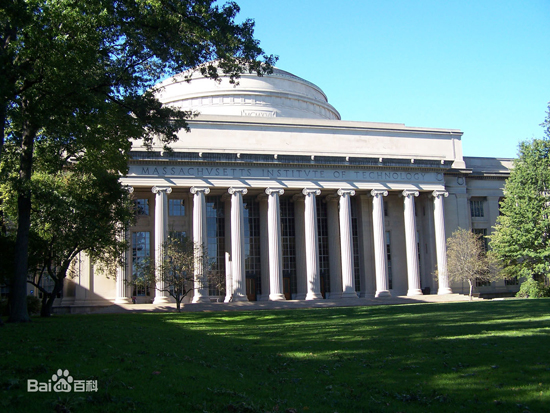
[233,0,550,159]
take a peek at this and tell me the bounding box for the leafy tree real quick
[490,105,550,283]
[0,0,275,322]
[2,169,134,317]
[446,228,501,300]
[132,236,207,312]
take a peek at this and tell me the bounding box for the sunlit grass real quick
[1,300,549,412]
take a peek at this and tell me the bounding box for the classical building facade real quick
[57,68,517,308]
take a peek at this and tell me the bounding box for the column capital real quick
[265,188,285,196]
[152,186,172,194]
[337,189,356,197]
[370,189,388,197]
[302,188,321,196]
[190,186,211,195]
[125,186,135,194]
[228,187,248,195]
[432,190,449,198]
[402,190,419,198]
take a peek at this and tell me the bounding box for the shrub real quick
[516,278,550,298]
[0,296,42,316]
[27,295,42,315]
[0,298,8,316]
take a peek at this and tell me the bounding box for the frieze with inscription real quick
[129,165,444,183]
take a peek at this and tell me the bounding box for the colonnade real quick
[116,186,452,303]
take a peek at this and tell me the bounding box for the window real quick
[476,279,490,287]
[132,232,150,296]
[505,277,519,286]
[169,199,185,216]
[169,231,187,242]
[473,228,488,252]
[470,199,484,218]
[206,196,225,296]
[134,199,149,216]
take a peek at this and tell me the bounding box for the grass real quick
[1,299,549,412]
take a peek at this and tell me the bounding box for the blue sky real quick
[233,0,550,159]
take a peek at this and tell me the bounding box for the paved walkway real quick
[90,293,485,314]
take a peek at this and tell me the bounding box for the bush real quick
[0,295,42,316]
[516,278,550,298]
[27,295,42,315]
[0,298,8,316]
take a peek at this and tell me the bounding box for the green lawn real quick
[1,300,549,412]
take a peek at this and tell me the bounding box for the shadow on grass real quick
[1,300,549,412]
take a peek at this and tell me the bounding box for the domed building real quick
[58,68,515,310]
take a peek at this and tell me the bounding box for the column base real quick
[375,290,392,298]
[438,287,453,295]
[269,293,286,301]
[192,296,211,303]
[153,296,171,305]
[327,292,342,299]
[305,292,323,300]
[407,289,423,296]
[258,294,270,301]
[231,294,249,302]
[341,291,359,299]
[114,297,132,304]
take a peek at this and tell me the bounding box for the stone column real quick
[191,187,210,303]
[326,196,342,299]
[293,195,307,300]
[338,189,358,298]
[433,190,452,295]
[371,190,391,297]
[152,186,172,304]
[303,189,323,300]
[223,196,233,302]
[266,188,286,300]
[258,195,270,300]
[229,187,248,302]
[402,190,423,296]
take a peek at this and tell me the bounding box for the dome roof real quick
[155,67,341,120]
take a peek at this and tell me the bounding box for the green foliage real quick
[0,298,7,316]
[1,0,276,322]
[445,228,501,299]
[0,295,41,316]
[516,278,550,298]
[490,105,550,281]
[26,295,41,315]
[1,169,135,316]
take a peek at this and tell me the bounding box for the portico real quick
[119,158,453,304]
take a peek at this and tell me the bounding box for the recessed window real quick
[134,199,149,216]
[470,199,484,218]
[169,199,185,216]
[132,231,150,296]
[473,228,488,252]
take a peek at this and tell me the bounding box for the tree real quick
[132,235,207,312]
[0,0,275,322]
[445,228,501,300]
[1,169,134,317]
[490,105,550,284]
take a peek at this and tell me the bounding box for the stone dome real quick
[155,67,341,120]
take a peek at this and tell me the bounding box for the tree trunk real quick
[41,279,63,318]
[8,120,36,323]
[468,279,473,301]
